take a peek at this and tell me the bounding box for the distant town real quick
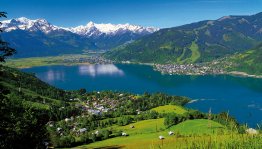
[62,55,112,65]
[154,63,225,75]
[153,58,233,76]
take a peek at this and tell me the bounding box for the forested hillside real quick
[105,12,262,64]
[227,43,262,75]
[0,66,81,148]
[0,66,191,148]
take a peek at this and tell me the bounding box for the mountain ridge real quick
[105,12,262,64]
[227,43,262,75]
[1,17,159,37]
[0,17,159,57]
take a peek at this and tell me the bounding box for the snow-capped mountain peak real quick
[67,21,159,37]
[15,17,31,23]
[1,17,61,33]
[1,17,159,36]
[86,21,95,27]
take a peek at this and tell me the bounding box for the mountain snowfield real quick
[65,21,158,36]
[0,17,159,57]
[1,17,62,33]
[1,17,159,37]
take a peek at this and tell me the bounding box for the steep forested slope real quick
[105,12,262,64]
[0,66,80,148]
[227,43,262,75]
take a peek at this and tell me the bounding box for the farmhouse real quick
[159,135,165,140]
[246,128,259,135]
[168,131,174,135]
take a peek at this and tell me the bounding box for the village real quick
[62,56,112,65]
[51,102,177,143]
[81,92,121,115]
[46,92,146,140]
[154,61,228,75]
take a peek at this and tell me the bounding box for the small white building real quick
[46,121,54,127]
[65,118,71,122]
[159,135,165,140]
[95,130,99,135]
[56,127,62,132]
[168,131,174,135]
[79,128,87,133]
[72,127,76,132]
[246,128,259,135]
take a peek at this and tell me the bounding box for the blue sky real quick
[1,0,261,28]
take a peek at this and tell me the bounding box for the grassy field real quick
[189,41,201,63]
[110,118,166,135]
[150,105,187,115]
[1,81,62,110]
[77,119,234,149]
[177,41,200,64]
[177,48,187,64]
[78,133,262,149]
[169,119,227,135]
[4,54,91,68]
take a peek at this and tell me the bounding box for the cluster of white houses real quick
[78,93,140,115]
[84,99,117,115]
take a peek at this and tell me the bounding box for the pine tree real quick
[0,12,16,62]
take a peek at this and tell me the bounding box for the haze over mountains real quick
[0,17,158,57]
[106,12,262,64]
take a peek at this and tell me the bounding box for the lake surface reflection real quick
[78,64,124,77]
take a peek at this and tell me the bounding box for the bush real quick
[57,135,75,147]
[101,130,110,140]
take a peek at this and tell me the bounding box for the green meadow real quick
[78,119,238,149]
[189,41,201,63]
[150,105,187,115]
[168,119,227,135]
[76,118,261,149]
[74,105,262,149]
[4,54,90,68]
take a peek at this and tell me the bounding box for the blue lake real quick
[22,64,262,127]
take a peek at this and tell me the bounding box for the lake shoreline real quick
[155,70,262,79]
[21,64,262,127]
[117,61,262,79]
[11,62,91,69]
[227,71,262,79]
[6,56,262,79]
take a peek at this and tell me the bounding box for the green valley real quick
[4,54,110,68]
[150,105,187,114]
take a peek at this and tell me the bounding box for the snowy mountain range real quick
[0,17,159,57]
[66,21,158,37]
[1,17,158,37]
[1,17,62,33]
